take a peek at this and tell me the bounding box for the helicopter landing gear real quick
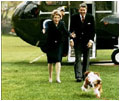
[111,49,119,65]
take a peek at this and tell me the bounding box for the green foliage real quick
[2,1,22,19]
[2,35,119,100]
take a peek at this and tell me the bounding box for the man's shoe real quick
[76,78,82,82]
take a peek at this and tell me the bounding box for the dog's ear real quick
[94,72,100,76]
[97,80,101,84]
[84,71,90,78]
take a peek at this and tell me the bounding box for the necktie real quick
[81,16,85,23]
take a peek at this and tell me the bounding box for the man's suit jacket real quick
[70,13,95,47]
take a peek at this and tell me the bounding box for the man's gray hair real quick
[79,3,87,9]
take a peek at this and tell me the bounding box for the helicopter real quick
[12,1,119,64]
[96,14,119,64]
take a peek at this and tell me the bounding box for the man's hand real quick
[70,39,74,47]
[70,32,76,38]
[87,40,93,48]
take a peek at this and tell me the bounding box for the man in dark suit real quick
[70,3,95,82]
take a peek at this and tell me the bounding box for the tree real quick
[1,1,22,34]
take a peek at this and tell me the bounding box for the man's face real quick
[53,14,61,25]
[79,7,87,16]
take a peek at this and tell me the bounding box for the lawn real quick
[1,34,119,100]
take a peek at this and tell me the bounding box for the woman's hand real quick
[42,28,46,34]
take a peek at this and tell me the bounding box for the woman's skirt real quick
[47,45,63,63]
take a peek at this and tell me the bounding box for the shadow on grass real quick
[62,62,74,66]
[62,61,117,66]
[2,60,118,69]
[72,92,96,100]
[79,93,95,98]
[2,61,75,67]
[2,61,47,67]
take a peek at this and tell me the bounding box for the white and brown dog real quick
[81,71,102,98]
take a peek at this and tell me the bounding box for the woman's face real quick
[53,14,61,25]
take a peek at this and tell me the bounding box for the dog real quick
[81,71,102,98]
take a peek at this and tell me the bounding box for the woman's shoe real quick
[56,79,61,83]
[49,78,52,83]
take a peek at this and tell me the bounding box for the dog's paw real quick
[96,94,100,98]
[81,86,88,92]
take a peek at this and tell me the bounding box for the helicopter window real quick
[23,3,39,18]
[95,1,112,11]
[95,1,112,24]
[32,1,41,5]
[24,4,36,13]
[45,1,66,5]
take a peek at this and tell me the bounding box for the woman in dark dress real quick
[46,10,69,83]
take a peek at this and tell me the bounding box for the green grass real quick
[2,34,119,100]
